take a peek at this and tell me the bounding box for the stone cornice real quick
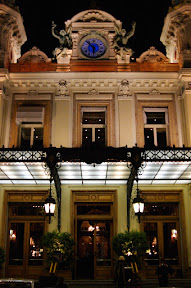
[8,72,180,93]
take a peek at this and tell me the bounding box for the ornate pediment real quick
[66,9,118,26]
[137,47,169,63]
[18,47,51,63]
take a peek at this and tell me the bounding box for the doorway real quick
[76,220,112,279]
[6,199,46,279]
[72,190,116,279]
[144,221,179,265]
[7,220,45,278]
[141,199,183,278]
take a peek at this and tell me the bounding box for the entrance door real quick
[76,220,112,279]
[144,221,179,265]
[7,221,44,278]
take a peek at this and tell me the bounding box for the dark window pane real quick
[82,112,105,124]
[95,128,105,145]
[145,112,166,124]
[144,202,178,216]
[77,205,111,215]
[157,128,167,148]
[33,128,43,148]
[144,222,159,265]
[96,222,111,266]
[144,128,154,147]
[9,203,45,216]
[29,223,44,266]
[20,128,31,148]
[163,223,178,265]
[82,128,92,145]
[9,223,24,265]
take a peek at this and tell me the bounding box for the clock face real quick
[81,38,106,58]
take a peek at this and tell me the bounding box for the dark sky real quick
[15,0,172,60]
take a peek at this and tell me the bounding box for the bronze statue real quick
[51,21,72,49]
[113,21,136,56]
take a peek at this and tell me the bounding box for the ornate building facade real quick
[0,0,191,281]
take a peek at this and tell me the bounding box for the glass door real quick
[7,221,44,278]
[144,221,179,266]
[76,220,112,279]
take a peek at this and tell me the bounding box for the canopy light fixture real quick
[44,176,56,224]
[133,176,144,223]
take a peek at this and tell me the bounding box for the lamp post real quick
[44,177,56,224]
[133,177,144,223]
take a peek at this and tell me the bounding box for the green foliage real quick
[41,230,75,268]
[0,247,5,268]
[112,230,148,264]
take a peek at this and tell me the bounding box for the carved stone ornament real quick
[137,47,169,63]
[19,47,51,63]
[149,89,160,95]
[88,89,99,96]
[53,48,72,64]
[118,80,132,98]
[80,11,108,22]
[27,90,38,97]
[0,0,19,11]
[56,80,69,98]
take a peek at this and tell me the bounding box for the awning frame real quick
[0,144,191,231]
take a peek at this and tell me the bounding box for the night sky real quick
[15,0,172,60]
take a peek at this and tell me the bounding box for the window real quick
[19,124,43,148]
[143,108,168,148]
[81,107,106,146]
[16,106,44,148]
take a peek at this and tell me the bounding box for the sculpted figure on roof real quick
[51,21,72,49]
[113,21,136,57]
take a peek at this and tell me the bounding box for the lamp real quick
[44,177,56,224]
[133,177,144,223]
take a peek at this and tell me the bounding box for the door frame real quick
[5,190,48,279]
[140,189,188,278]
[6,219,45,278]
[71,190,117,279]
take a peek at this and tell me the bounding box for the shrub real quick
[112,230,148,266]
[41,230,75,268]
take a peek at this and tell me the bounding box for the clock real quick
[79,34,107,59]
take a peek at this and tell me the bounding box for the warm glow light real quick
[133,197,144,214]
[88,225,95,232]
[9,230,16,240]
[171,229,178,240]
[44,201,56,215]
[133,202,140,214]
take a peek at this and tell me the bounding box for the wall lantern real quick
[44,177,56,224]
[133,177,144,223]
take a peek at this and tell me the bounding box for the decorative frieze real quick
[7,75,180,97]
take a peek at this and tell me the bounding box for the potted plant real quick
[112,230,148,287]
[41,230,75,277]
[112,230,148,267]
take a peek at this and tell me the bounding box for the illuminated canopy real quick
[0,146,190,185]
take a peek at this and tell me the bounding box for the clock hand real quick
[86,41,95,52]
[92,45,96,54]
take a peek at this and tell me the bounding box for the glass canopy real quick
[0,161,190,185]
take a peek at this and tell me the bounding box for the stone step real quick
[142,279,191,288]
[65,279,191,288]
[66,280,115,288]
